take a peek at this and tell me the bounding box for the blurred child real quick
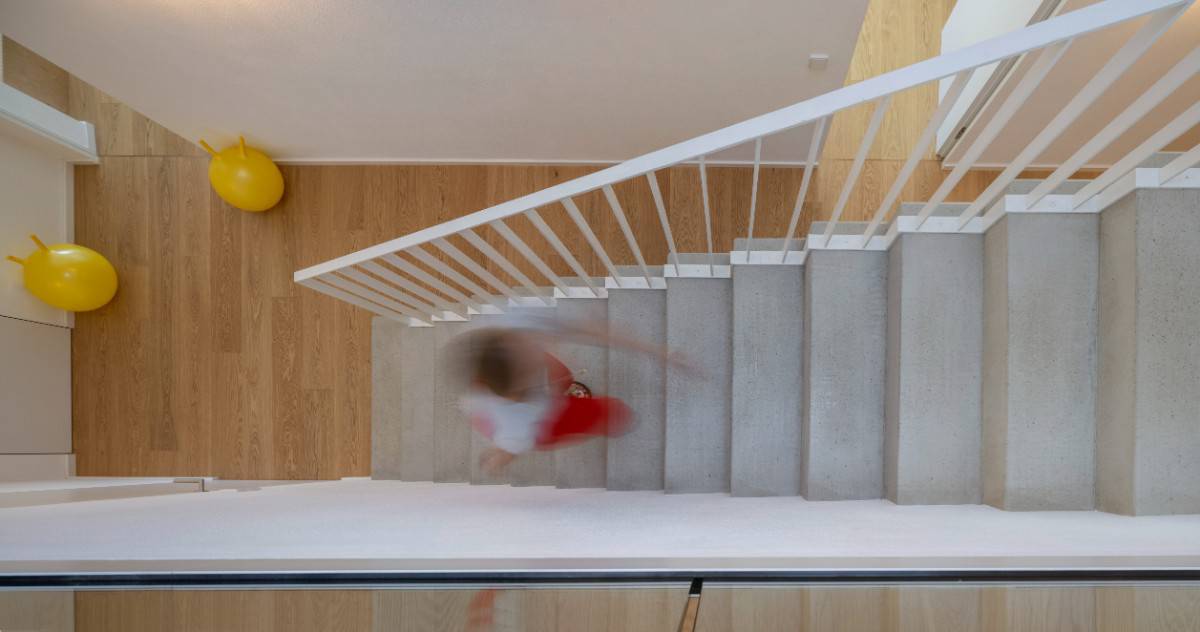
[459,311,688,475]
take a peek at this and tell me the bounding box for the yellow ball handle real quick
[7,234,48,264]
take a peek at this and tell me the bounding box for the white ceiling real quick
[945,0,1200,168]
[0,0,869,163]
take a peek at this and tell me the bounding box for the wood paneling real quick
[2,36,69,112]
[815,0,959,229]
[74,587,687,631]
[70,156,812,478]
[697,585,1200,632]
[65,585,1200,632]
[373,587,687,631]
[0,590,73,632]
[13,0,999,478]
[75,590,372,632]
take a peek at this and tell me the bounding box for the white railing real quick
[295,0,1198,324]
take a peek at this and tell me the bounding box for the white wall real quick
[0,103,75,467]
[0,315,71,453]
[1,131,73,327]
[936,0,1057,151]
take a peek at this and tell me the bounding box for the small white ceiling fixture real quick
[0,0,868,163]
[808,54,831,70]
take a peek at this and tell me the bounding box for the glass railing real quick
[3,579,1198,631]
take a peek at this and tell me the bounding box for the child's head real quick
[474,329,518,397]
[465,328,541,400]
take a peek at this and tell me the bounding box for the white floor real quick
[1,480,1198,568]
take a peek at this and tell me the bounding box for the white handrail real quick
[294,0,1182,283]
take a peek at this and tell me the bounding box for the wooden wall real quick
[2,0,989,479]
[58,584,1200,630]
[71,587,687,631]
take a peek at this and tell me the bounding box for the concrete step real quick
[553,297,610,489]
[664,277,732,493]
[886,233,983,505]
[370,318,405,480]
[731,265,805,496]
[802,250,887,500]
[605,287,667,491]
[1097,188,1200,515]
[433,321,472,482]
[983,214,1098,511]
[371,320,435,481]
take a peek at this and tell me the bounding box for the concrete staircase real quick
[372,173,1200,516]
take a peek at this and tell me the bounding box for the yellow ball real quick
[202,136,284,212]
[8,236,118,312]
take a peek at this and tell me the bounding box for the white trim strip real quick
[1160,144,1200,184]
[0,82,98,163]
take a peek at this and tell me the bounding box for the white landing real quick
[1,480,1198,573]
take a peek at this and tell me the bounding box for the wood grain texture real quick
[0,590,73,632]
[2,36,70,112]
[697,585,1200,632]
[75,590,372,632]
[372,587,688,632]
[806,0,1106,231]
[36,0,1022,478]
[70,158,815,478]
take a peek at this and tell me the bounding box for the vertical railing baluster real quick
[698,155,715,276]
[646,171,679,273]
[744,137,763,259]
[562,197,623,287]
[602,185,653,285]
[822,94,891,245]
[781,117,827,257]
